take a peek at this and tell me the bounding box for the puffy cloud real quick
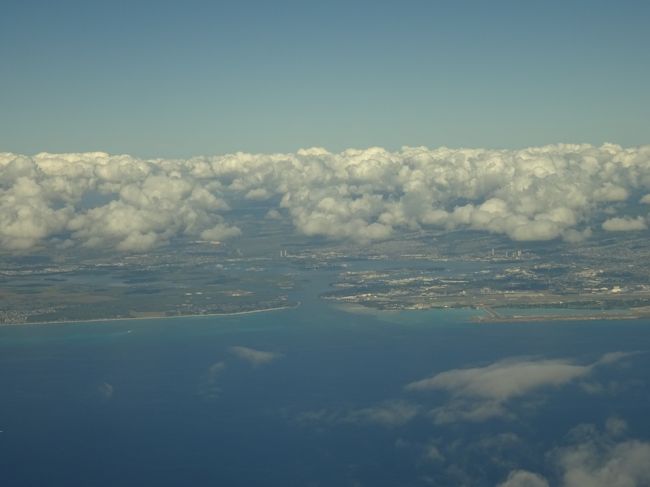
[602,216,647,232]
[2,144,650,252]
[0,152,240,253]
[405,352,634,423]
[244,188,271,200]
[497,470,549,487]
[265,209,282,220]
[0,177,71,250]
[593,184,629,202]
[561,439,650,487]
[200,223,241,241]
[640,194,650,204]
[67,173,237,250]
[556,421,650,487]
[497,419,650,487]
[344,400,421,427]
[229,346,282,366]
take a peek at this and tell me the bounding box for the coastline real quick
[472,313,648,324]
[471,304,650,323]
[331,301,650,324]
[4,300,648,327]
[0,302,300,327]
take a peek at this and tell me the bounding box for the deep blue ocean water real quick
[2,274,650,486]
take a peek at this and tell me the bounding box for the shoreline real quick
[472,304,650,323]
[331,301,650,324]
[472,313,648,324]
[0,302,300,327]
[3,300,648,327]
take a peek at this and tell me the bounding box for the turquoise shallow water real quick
[1,280,650,486]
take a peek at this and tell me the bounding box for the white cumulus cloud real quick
[499,418,650,487]
[497,470,550,487]
[602,216,647,232]
[2,143,650,253]
[555,420,650,487]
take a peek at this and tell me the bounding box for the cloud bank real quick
[2,143,649,252]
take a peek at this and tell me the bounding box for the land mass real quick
[3,229,650,325]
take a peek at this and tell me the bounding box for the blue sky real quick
[1,0,649,157]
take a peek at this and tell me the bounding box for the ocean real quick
[2,275,649,486]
